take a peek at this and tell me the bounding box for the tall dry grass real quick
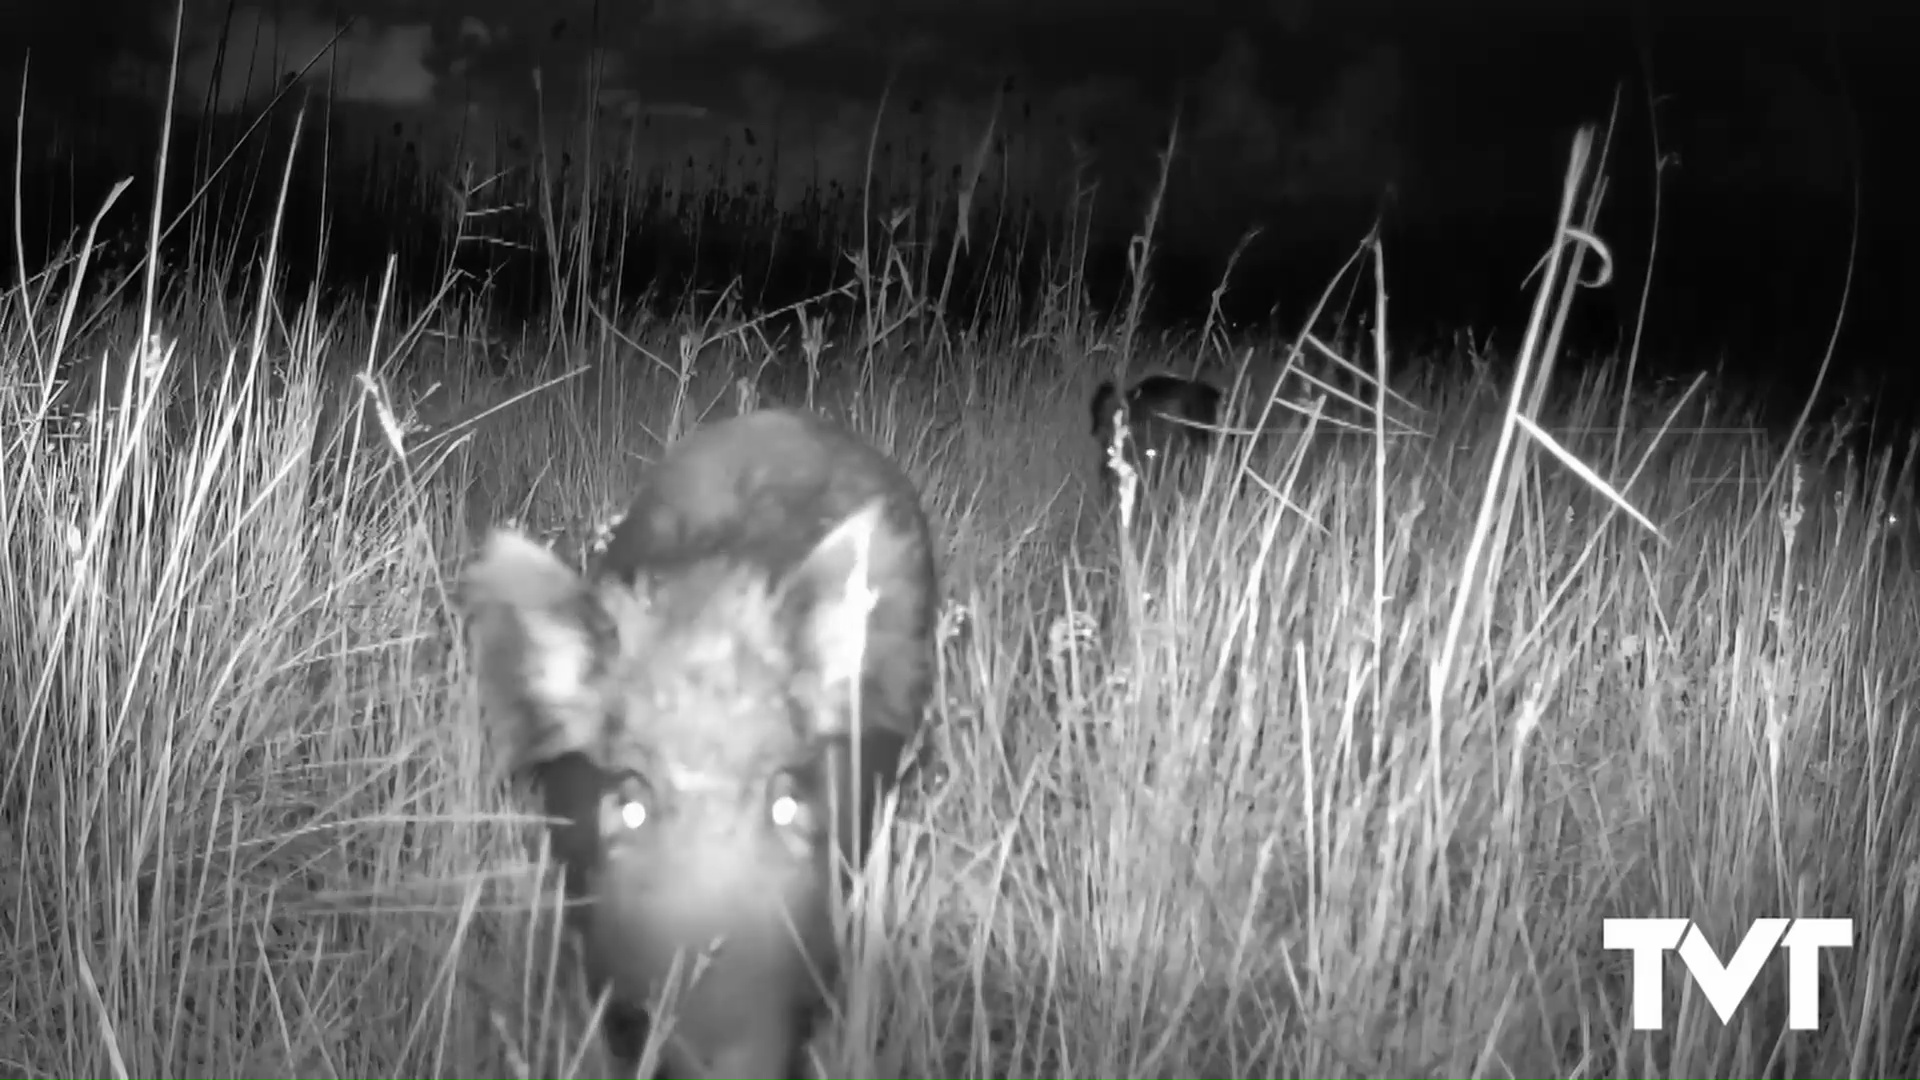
[4,58,1919,1080]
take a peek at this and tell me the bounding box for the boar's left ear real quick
[783,500,886,736]
[463,530,614,771]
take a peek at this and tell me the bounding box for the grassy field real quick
[4,109,1919,1080]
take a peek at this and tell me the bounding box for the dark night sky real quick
[4,0,1916,352]
[9,0,1900,182]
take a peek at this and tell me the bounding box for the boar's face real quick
[464,503,899,1079]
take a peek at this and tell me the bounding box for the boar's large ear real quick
[782,500,887,737]
[463,530,612,770]
[1090,380,1118,436]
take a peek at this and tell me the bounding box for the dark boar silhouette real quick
[463,408,938,1079]
[1090,374,1224,500]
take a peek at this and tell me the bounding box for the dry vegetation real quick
[4,75,1920,1080]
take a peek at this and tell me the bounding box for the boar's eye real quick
[765,769,819,854]
[767,770,803,828]
[603,771,656,836]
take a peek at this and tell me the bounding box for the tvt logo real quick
[1604,918,1852,1031]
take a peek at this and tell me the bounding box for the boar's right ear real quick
[781,500,888,737]
[1090,380,1118,436]
[463,530,612,770]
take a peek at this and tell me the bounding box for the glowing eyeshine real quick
[617,789,649,831]
[463,408,939,1080]
[770,788,802,829]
